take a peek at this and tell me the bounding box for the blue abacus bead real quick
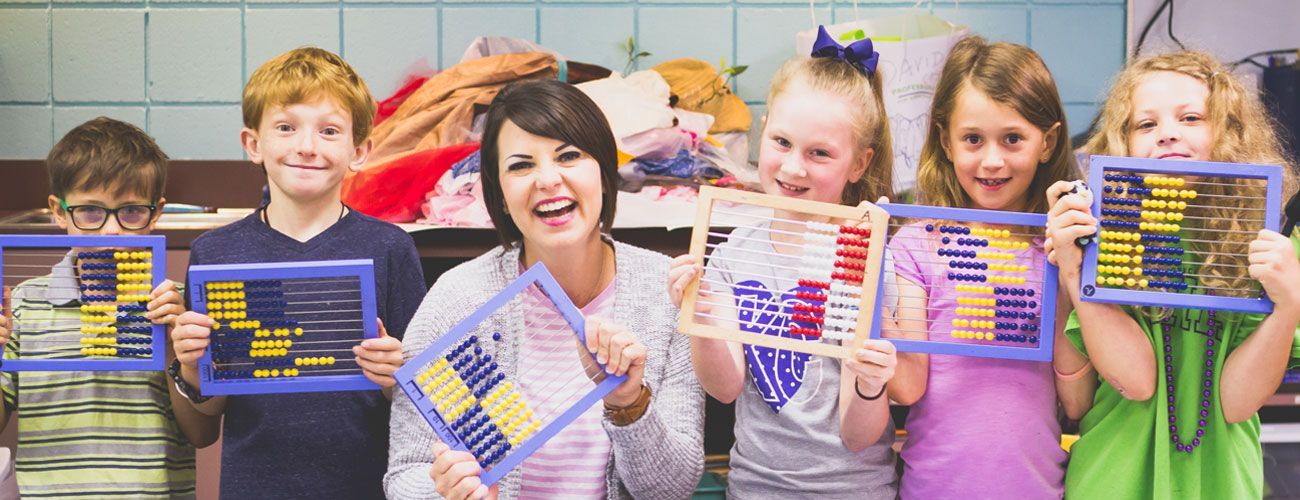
[925,224,934,232]
[1030,324,1039,332]
[962,227,971,235]
[1029,336,1038,343]
[995,334,1004,341]
[942,237,951,245]
[1021,323,1030,331]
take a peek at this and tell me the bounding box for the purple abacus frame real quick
[0,234,167,372]
[393,262,626,487]
[188,259,380,395]
[874,203,1058,362]
[1081,155,1283,314]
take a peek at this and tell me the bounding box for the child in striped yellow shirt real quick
[0,117,219,498]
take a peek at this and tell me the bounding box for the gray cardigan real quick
[385,241,705,499]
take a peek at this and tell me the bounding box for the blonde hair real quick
[1085,50,1297,295]
[766,56,895,205]
[917,36,1079,214]
[243,47,376,147]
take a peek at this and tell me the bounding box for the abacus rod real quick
[689,310,854,340]
[883,227,1045,239]
[707,217,867,241]
[694,298,862,322]
[696,276,862,301]
[713,208,860,229]
[1103,176,1269,188]
[704,242,868,264]
[882,234,1040,247]
[706,231,805,249]
[1103,200,1267,210]
[281,289,362,296]
[1102,213,1265,223]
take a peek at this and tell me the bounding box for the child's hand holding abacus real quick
[1045,180,1097,272]
[1249,229,1300,310]
[354,318,403,389]
[172,311,214,369]
[145,279,184,328]
[0,287,10,349]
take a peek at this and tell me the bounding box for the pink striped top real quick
[516,281,616,499]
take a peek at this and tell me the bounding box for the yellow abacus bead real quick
[326,356,336,365]
[294,327,304,336]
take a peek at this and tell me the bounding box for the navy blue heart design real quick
[733,280,821,413]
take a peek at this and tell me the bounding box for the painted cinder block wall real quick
[0,0,1126,160]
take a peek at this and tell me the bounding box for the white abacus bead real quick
[802,232,838,247]
[805,221,838,234]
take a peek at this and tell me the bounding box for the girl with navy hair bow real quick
[667,25,902,499]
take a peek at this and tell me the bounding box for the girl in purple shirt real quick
[884,36,1093,499]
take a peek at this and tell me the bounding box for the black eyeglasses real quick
[59,199,157,230]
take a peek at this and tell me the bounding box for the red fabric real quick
[374,76,430,126]
[342,142,479,222]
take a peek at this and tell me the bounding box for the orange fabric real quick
[342,142,480,222]
[365,53,558,168]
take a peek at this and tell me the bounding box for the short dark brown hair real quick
[480,80,620,247]
[47,117,168,202]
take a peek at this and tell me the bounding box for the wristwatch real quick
[168,359,211,404]
[604,384,652,426]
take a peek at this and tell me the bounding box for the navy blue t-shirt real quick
[189,207,426,499]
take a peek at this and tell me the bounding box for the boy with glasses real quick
[0,117,219,498]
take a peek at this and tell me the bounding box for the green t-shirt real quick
[1063,234,1300,499]
[1,253,195,499]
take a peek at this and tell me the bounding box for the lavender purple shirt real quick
[889,222,1065,499]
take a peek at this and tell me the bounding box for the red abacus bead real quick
[840,226,871,237]
[836,248,868,259]
[789,326,822,337]
[834,261,866,271]
[796,291,828,302]
[798,279,830,290]
[792,313,824,325]
[832,271,864,283]
[793,303,826,314]
[837,237,870,248]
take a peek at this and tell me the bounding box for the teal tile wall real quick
[0,1,1125,159]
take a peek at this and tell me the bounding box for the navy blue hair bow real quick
[810,25,880,77]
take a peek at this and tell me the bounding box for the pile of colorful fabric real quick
[342,37,755,227]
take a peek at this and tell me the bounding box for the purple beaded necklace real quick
[1162,309,1216,454]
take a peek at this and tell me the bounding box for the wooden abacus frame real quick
[394,262,626,487]
[188,259,380,395]
[0,234,167,372]
[678,185,890,359]
[1081,156,1283,313]
[876,203,1059,362]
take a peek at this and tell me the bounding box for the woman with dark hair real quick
[384,79,705,500]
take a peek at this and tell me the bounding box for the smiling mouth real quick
[533,198,577,219]
[976,178,1010,187]
[775,179,809,193]
[287,164,327,170]
[1158,153,1190,160]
